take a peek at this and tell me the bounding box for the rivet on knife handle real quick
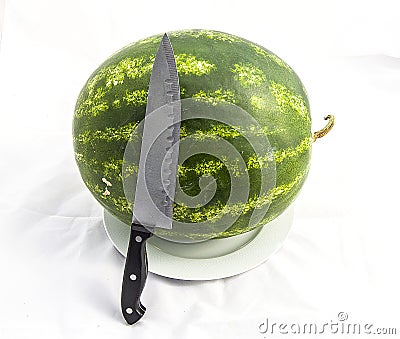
[121,223,153,325]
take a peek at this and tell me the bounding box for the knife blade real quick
[121,33,181,325]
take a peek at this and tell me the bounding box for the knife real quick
[121,33,181,325]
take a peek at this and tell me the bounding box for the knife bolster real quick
[130,223,154,234]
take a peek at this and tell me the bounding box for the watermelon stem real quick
[313,115,335,142]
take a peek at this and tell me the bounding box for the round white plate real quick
[103,206,294,280]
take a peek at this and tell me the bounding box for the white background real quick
[1,0,399,338]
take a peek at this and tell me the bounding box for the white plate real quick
[103,206,294,280]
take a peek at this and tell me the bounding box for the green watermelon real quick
[73,29,312,240]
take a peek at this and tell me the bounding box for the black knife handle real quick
[121,223,153,325]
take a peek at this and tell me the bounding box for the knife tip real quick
[162,32,170,42]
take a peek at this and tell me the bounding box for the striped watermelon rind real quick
[73,29,312,239]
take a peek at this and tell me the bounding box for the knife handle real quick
[121,223,153,325]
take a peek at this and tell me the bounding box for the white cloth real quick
[1,1,399,338]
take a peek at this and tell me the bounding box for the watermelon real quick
[73,29,312,240]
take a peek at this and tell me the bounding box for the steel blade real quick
[132,33,181,229]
